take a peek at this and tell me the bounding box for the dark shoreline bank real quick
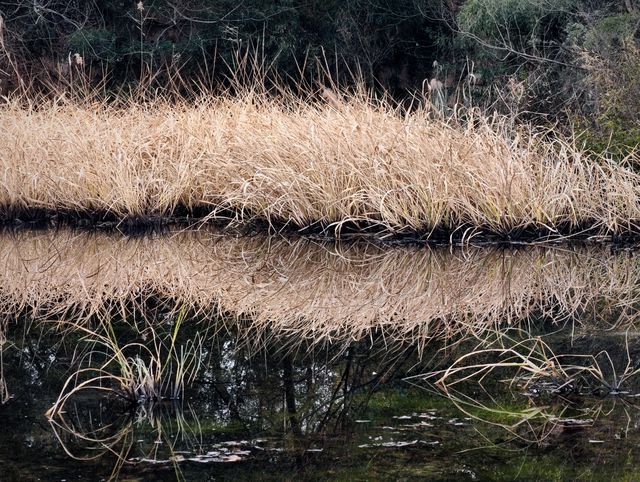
[2,204,640,247]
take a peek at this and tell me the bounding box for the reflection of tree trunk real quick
[305,366,313,394]
[0,345,9,404]
[213,382,242,421]
[335,349,353,431]
[283,356,300,434]
[208,360,242,421]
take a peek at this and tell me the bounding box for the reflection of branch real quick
[0,346,9,404]
[0,314,11,403]
[313,346,416,433]
[282,356,300,434]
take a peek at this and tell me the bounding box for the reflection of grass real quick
[412,329,640,443]
[3,230,640,347]
[11,318,640,481]
[48,400,203,481]
[42,314,209,481]
[428,331,640,397]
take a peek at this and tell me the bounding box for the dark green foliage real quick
[0,0,451,93]
[571,10,640,158]
[68,28,118,64]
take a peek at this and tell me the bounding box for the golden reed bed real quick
[1,92,640,239]
[1,229,638,344]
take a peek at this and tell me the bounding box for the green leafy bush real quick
[575,12,640,158]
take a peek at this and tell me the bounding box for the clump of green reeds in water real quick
[46,310,203,418]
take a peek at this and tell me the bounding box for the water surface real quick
[1,229,639,480]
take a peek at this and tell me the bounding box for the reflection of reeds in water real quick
[1,229,639,343]
[49,399,203,480]
[411,330,640,444]
[45,331,417,479]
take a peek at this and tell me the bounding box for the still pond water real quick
[1,229,640,481]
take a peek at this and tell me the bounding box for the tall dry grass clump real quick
[1,87,640,238]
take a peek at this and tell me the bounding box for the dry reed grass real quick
[1,88,640,238]
[1,229,638,345]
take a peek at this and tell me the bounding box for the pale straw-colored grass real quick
[1,229,638,345]
[1,90,639,237]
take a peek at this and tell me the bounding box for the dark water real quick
[1,230,640,480]
[2,324,640,481]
